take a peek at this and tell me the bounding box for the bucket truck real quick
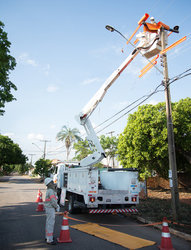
[56,14,180,214]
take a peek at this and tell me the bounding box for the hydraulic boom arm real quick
[80,49,140,120]
[76,48,140,167]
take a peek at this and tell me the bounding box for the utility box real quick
[100,170,139,191]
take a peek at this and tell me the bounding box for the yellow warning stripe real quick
[71,223,155,249]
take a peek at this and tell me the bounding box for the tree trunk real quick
[65,137,71,161]
[66,148,69,161]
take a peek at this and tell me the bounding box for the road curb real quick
[136,216,191,242]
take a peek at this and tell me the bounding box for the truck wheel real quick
[57,188,61,205]
[68,195,75,213]
[68,195,81,214]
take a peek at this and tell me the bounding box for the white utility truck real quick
[57,14,179,214]
[57,163,139,214]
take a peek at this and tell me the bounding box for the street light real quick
[105,24,163,75]
[105,25,115,32]
[105,25,135,47]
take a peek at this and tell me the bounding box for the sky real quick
[0,0,191,164]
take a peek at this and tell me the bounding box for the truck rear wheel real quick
[68,195,75,213]
[68,195,81,214]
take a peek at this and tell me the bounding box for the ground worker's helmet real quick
[44,178,53,186]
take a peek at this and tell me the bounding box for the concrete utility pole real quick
[29,154,35,165]
[107,131,115,137]
[161,28,179,221]
[40,140,51,159]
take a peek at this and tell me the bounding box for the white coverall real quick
[44,188,58,242]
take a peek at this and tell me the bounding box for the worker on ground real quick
[44,177,60,245]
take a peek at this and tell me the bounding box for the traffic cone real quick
[36,190,42,202]
[57,212,72,243]
[158,217,174,250]
[36,192,44,212]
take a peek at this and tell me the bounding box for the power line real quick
[96,83,163,134]
[47,151,66,156]
[94,95,149,130]
[169,68,191,85]
[95,68,191,134]
[78,68,191,139]
[47,145,66,154]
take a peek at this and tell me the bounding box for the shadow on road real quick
[0,201,61,249]
[0,175,43,184]
[10,178,43,184]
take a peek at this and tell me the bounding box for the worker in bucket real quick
[44,177,60,245]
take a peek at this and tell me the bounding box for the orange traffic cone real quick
[36,190,42,202]
[159,217,174,250]
[57,212,72,243]
[36,192,44,212]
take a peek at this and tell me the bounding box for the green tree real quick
[0,135,27,175]
[73,139,104,168]
[56,125,82,161]
[100,135,118,167]
[73,136,118,167]
[173,98,191,172]
[73,139,93,161]
[117,98,191,179]
[0,164,14,175]
[14,163,31,175]
[33,158,52,178]
[0,21,17,115]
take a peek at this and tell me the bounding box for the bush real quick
[0,164,15,175]
[137,198,191,234]
[14,164,31,174]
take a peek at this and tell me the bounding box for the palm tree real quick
[56,125,82,161]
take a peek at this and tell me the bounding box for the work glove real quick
[56,205,60,212]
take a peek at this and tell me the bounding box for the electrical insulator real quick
[160,55,164,67]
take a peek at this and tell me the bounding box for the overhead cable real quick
[95,68,191,134]
[96,83,164,134]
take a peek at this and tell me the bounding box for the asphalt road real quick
[0,175,191,250]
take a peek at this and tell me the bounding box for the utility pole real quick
[161,28,179,221]
[107,131,115,137]
[40,140,51,159]
[29,154,35,165]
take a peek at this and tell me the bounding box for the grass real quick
[136,197,191,235]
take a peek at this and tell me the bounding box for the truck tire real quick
[68,195,81,214]
[57,188,61,205]
[68,195,75,213]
